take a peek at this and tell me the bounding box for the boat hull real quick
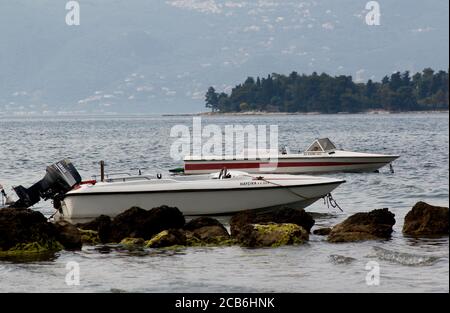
[60,181,343,222]
[184,155,399,175]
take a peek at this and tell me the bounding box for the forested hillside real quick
[205,69,449,113]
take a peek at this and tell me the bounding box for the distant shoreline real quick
[163,110,449,117]
[1,110,447,118]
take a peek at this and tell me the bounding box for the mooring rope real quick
[323,193,344,212]
[235,171,343,211]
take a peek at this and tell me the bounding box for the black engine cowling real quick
[12,159,82,209]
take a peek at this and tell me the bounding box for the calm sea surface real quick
[0,113,448,292]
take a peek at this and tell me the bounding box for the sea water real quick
[0,112,448,292]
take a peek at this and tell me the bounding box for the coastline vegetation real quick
[205,68,449,113]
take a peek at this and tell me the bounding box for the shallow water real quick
[0,113,448,292]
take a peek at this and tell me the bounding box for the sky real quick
[0,0,448,114]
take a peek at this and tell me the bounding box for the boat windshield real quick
[305,138,337,153]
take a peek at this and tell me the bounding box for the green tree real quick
[239,102,250,112]
[205,87,219,112]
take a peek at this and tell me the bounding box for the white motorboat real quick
[3,159,344,223]
[182,138,399,175]
[58,170,345,222]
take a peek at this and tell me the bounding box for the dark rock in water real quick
[328,208,395,243]
[145,229,187,248]
[184,217,224,231]
[185,231,203,246]
[403,202,449,236]
[184,217,231,244]
[77,215,111,231]
[313,227,332,236]
[191,226,231,245]
[77,215,112,244]
[97,216,113,244]
[54,220,82,250]
[0,208,62,258]
[193,225,229,240]
[236,223,309,248]
[230,207,315,238]
[96,206,185,243]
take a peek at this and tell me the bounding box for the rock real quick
[97,216,113,244]
[79,229,100,245]
[403,202,449,236]
[0,208,62,257]
[235,223,309,247]
[230,207,315,238]
[76,206,185,243]
[328,208,395,243]
[193,226,230,242]
[184,217,231,244]
[77,215,111,231]
[185,231,203,246]
[0,241,63,261]
[145,229,186,248]
[120,237,145,246]
[54,220,82,250]
[313,227,332,236]
[184,217,225,231]
[107,206,185,243]
[77,215,112,244]
[185,229,236,246]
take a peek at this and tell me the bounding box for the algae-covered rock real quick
[79,229,101,245]
[193,226,230,243]
[5,241,64,254]
[120,237,145,246]
[185,231,203,246]
[184,217,231,245]
[0,241,64,261]
[236,223,309,248]
[97,206,185,243]
[231,207,315,238]
[77,215,112,244]
[0,208,63,259]
[403,202,449,236]
[185,229,236,247]
[328,208,395,243]
[145,229,187,248]
[54,220,82,250]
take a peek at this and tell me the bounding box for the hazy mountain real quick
[0,0,448,114]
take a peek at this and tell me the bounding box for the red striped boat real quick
[183,138,399,175]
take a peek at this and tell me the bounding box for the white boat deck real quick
[69,172,344,195]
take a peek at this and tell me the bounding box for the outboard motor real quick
[11,159,82,209]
